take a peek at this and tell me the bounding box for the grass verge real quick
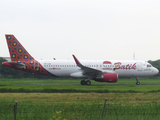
[0,78,160,93]
[1,100,160,120]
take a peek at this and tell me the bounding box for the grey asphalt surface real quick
[12,84,160,86]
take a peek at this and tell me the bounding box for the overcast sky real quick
[0,0,160,61]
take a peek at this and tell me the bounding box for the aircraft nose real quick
[154,68,159,75]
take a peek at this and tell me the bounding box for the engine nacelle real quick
[94,73,118,83]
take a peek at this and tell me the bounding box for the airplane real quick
[2,34,159,85]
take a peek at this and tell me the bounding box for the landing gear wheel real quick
[86,80,91,86]
[136,82,140,85]
[136,77,140,85]
[81,80,86,85]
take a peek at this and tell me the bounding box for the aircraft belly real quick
[116,70,132,77]
[47,68,79,77]
[48,70,68,77]
[129,70,150,77]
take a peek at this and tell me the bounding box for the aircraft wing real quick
[72,55,102,77]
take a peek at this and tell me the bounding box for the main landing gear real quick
[81,80,91,86]
[136,77,140,85]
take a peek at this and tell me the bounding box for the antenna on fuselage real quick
[133,52,136,60]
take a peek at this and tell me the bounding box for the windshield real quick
[147,64,152,67]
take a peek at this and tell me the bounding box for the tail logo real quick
[18,48,22,53]
[6,35,34,61]
[24,55,28,59]
[4,34,56,77]
[12,54,16,58]
[7,35,11,40]
[13,42,17,46]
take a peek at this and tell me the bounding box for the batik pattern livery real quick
[5,35,55,76]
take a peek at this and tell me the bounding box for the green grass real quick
[0,77,160,85]
[1,78,160,119]
[0,77,160,93]
[1,92,160,104]
[1,100,160,120]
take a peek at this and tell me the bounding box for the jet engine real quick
[94,73,118,83]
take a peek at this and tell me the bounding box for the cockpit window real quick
[147,64,152,67]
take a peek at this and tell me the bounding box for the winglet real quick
[72,55,81,66]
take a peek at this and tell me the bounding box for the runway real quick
[12,84,160,86]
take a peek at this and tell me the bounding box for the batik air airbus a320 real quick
[2,34,159,85]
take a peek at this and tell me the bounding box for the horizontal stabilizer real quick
[8,62,25,68]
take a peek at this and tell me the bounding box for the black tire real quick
[81,80,86,85]
[136,82,140,85]
[86,80,91,86]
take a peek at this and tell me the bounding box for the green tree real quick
[0,57,32,78]
[148,59,160,76]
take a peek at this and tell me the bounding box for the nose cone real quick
[153,67,159,75]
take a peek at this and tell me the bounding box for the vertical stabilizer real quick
[5,34,34,61]
[3,34,55,77]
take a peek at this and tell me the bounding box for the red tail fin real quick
[5,34,34,61]
[3,34,56,77]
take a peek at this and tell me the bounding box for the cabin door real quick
[137,62,142,71]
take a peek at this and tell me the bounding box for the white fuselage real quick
[38,59,159,78]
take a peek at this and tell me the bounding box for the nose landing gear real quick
[136,77,140,85]
[81,80,91,86]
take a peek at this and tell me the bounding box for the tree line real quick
[0,57,159,78]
